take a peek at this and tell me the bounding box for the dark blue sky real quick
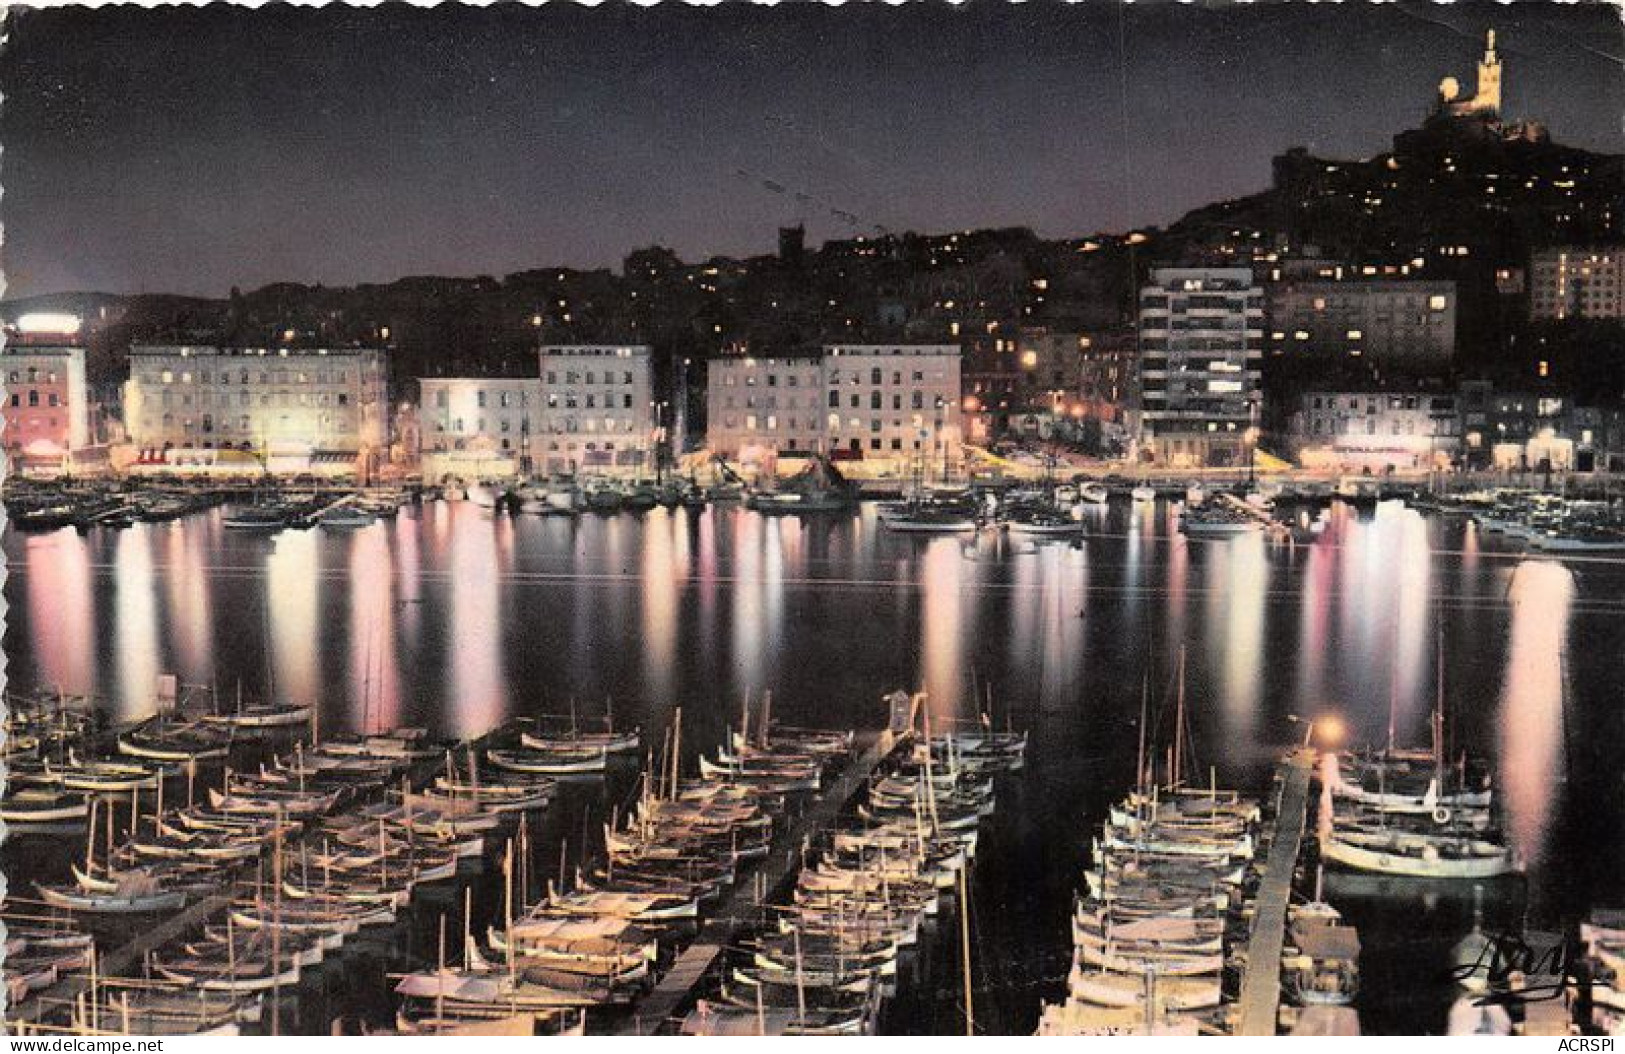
[3,2,1620,298]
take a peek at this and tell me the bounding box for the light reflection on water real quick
[1498,560,1572,867]
[7,499,1623,967]
[112,528,159,720]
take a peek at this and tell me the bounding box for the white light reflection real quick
[349,525,401,734]
[918,539,967,723]
[163,523,214,684]
[446,504,508,737]
[1203,533,1265,748]
[24,530,97,697]
[266,529,320,710]
[1498,560,1572,865]
[112,529,161,720]
[641,510,692,705]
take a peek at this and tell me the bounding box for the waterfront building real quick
[1288,391,1459,472]
[123,345,389,475]
[822,344,962,473]
[1136,267,1264,467]
[535,344,654,475]
[704,344,963,475]
[1529,247,1625,321]
[2,318,90,475]
[705,352,825,471]
[418,376,542,480]
[1266,279,1457,370]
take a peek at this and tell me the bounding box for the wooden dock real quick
[1236,749,1316,1037]
[616,729,897,1036]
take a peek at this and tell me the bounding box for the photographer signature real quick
[1448,931,1572,1007]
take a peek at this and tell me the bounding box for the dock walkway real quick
[616,729,896,1035]
[1236,749,1316,1037]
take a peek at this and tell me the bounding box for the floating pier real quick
[1236,749,1316,1036]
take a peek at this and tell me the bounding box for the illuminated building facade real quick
[2,341,89,469]
[1289,391,1459,472]
[124,345,389,471]
[822,345,962,470]
[419,376,542,478]
[535,345,654,475]
[704,344,963,474]
[705,353,825,466]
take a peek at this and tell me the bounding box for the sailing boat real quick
[1321,630,1516,880]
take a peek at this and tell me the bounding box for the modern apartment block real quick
[1136,268,1264,467]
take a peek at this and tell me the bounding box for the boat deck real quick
[615,729,896,1035]
[1236,750,1316,1036]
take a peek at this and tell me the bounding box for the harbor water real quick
[5,496,1623,1034]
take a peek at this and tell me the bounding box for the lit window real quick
[1429,295,1448,311]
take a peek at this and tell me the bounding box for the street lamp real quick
[1287,713,1345,750]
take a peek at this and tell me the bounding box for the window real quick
[871,368,882,385]
[1429,295,1448,311]
[870,392,882,410]
[828,391,839,409]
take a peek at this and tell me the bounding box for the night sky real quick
[2,2,1621,299]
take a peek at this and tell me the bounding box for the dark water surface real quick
[6,498,1623,1034]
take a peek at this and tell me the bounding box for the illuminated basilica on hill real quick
[1432,29,1549,144]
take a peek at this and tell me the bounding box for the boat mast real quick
[958,859,975,1036]
[1433,624,1446,794]
[1136,673,1150,797]
[1172,646,1187,789]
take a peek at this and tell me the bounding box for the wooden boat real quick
[0,788,89,824]
[47,754,167,792]
[321,729,438,759]
[36,873,188,913]
[208,785,340,818]
[1067,963,1222,1010]
[230,895,396,934]
[202,702,315,730]
[118,721,233,762]
[489,746,608,775]
[1321,828,1516,879]
[520,728,640,755]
